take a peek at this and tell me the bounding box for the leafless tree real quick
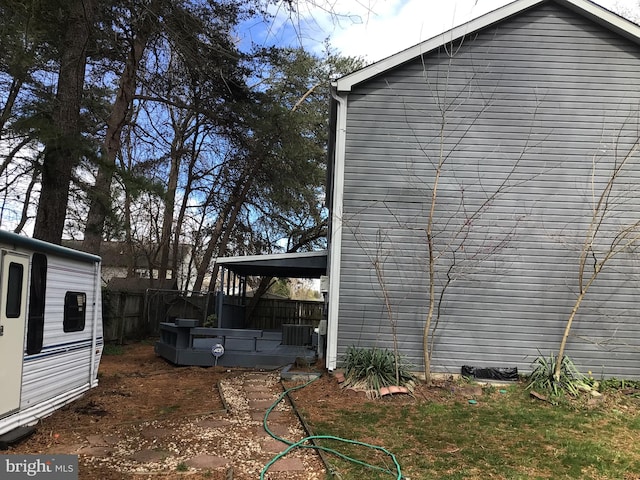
[554,135,640,381]
[344,35,547,384]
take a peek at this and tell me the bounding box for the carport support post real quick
[217,267,225,328]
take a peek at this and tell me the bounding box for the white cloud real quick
[298,0,640,62]
[330,0,500,61]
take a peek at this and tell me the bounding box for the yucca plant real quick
[527,352,589,398]
[342,346,416,398]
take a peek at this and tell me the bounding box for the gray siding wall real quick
[336,2,640,377]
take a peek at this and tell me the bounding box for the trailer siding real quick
[21,255,102,408]
[0,230,103,436]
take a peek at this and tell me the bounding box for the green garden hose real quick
[259,377,404,479]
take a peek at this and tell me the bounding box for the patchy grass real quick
[103,343,125,356]
[158,404,181,415]
[299,382,640,480]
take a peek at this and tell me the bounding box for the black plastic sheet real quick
[461,365,518,381]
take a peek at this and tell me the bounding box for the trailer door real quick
[0,251,29,418]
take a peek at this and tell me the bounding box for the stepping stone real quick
[245,385,270,393]
[258,423,291,438]
[86,435,108,446]
[77,446,113,457]
[268,457,305,472]
[129,449,168,463]
[185,455,229,469]
[196,418,232,429]
[269,411,293,421]
[252,410,268,421]
[246,391,274,401]
[244,373,273,385]
[245,384,271,391]
[252,410,290,422]
[249,400,275,410]
[243,384,263,391]
[261,437,289,453]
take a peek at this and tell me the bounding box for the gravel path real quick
[81,371,326,479]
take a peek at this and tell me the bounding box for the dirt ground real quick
[5,342,331,479]
[5,341,480,480]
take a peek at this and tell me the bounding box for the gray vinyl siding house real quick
[325,0,640,377]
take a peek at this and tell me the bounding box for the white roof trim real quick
[215,250,328,265]
[334,0,640,92]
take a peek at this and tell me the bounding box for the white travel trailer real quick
[0,231,103,444]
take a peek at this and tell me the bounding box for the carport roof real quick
[214,250,327,278]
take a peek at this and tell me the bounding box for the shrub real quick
[526,352,589,398]
[342,346,415,398]
[599,378,640,393]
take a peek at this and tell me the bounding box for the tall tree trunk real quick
[209,186,247,293]
[172,117,201,289]
[192,197,240,292]
[83,4,157,254]
[554,288,589,382]
[124,186,136,277]
[423,124,445,386]
[33,0,94,244]
[158,118,187,280]
[193,162,258,291]
[552,142,640,381]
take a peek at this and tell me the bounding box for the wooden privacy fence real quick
[103,289,215,343]
[103,289,323,342]
[249,299,323,330]
[102,290,146,343]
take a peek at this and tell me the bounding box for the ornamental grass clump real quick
[342,346,416,398]
[527,352,590,399]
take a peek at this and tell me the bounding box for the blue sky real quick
[239,0,640,62]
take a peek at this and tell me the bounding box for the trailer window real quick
[6,262,24,318]
[26,253,47,354]
[63,292,86,332]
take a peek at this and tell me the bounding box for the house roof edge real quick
[334,0,640,92]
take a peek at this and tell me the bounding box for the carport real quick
[155,251,327,368]
[215,250,327,327]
